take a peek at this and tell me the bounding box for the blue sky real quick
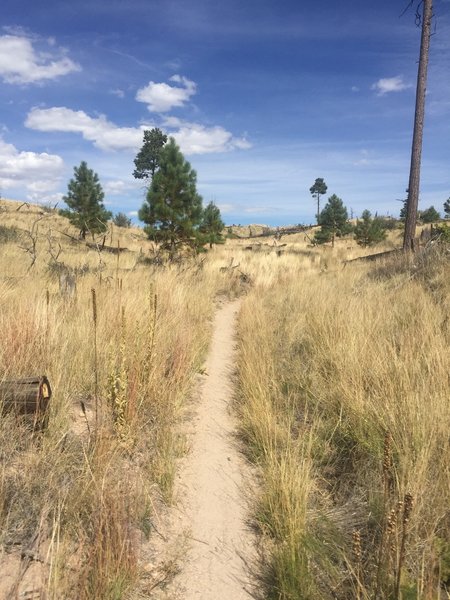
[1,0,449,226]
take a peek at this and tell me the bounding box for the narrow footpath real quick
[153,299,257,599]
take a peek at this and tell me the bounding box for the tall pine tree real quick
[138,138,203,251]
[309,178,328,224]
[61,161,111,239]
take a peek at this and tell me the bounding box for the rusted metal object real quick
[0,376,52,429]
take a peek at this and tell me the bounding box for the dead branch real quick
[46,229,63,262]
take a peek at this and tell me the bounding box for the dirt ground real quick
[146,299,258,599]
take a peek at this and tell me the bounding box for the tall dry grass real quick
[0,200,240,598]
[237,245,450,599]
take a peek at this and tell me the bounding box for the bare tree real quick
[403,0,433,252]
[19,216,48,271]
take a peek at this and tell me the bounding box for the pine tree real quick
[403,0,433,251]
[113,212,132,228]
[61,161,111,239]
[419,205,440,223]
[309,178,328,224]
[444,198,450,218]
[354,210,387,247]
[315,194,349,247]
[200,202,225,248]
[133,128,167,181]
[138,138,203,251]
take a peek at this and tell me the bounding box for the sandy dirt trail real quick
[159,299,257,599]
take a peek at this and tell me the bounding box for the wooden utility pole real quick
[403,0,433,252]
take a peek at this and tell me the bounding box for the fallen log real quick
[0,376,52,429]
[345,249,401,264]
[86,242,128,253]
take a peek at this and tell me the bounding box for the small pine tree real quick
[113,212,132,228]
[315,194,349,247]
[443,198,450,218]
[400,201,408,222]
[61,161,111,239]
[138,138,203,252]
[200,202,225,248]
[419,205,440,223]
[354,210,387,247]
[133,128,168,181]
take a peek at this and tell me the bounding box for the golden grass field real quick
[0,197,449,599]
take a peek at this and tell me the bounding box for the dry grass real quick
[236,243,450,598]
[0,199,238,598]
[2,197,448,598]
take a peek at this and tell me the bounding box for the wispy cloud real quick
[104,179,140,195]
[0,34,80,84]
[371,75,412,96]
[136,75,196,112]
[109,88,125,98]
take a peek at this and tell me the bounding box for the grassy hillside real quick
[1,197,448,598]
[0,199,230,598]
[237,244,450,599]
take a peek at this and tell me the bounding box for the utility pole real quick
[403,0,433,252]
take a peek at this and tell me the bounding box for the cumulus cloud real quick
[25,107,144,151]
[0,34,80,84]
[371,76,412,96]
[170,120,251,154]
[26,106,251,155]
[136,75,197,112]
[0,138,64,201]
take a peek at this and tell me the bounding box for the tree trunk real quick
[317,195,320,224]
[403,0,433,252]
[0,376,52,430]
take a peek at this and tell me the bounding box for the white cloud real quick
[25,107,145,151]
[0,138,64,201]
[0,35,80,84]
[110,88,125,98]
[136,75,197,112]
[171,121,252,154]
[26,106,251,155]
[104,179,140,195]
[371,76,412,96]
[351,86,360,92]
[217,203,235,214]
[353,148,371,166]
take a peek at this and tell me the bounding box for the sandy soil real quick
[147,299,257,599]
